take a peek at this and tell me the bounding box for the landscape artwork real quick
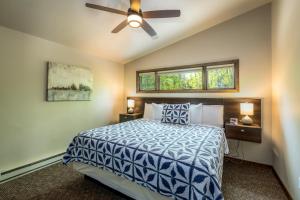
[47,62,93,101]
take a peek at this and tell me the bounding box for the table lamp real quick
[240,102,254,125]
[127,99,135,114]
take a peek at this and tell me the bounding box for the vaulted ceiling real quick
[0,0,271,63]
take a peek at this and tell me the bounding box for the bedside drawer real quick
[120,115,135,122]
[119,113,143,123]
[225,125,261,143]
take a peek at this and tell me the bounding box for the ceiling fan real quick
[86,0,181,38]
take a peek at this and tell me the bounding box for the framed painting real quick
[47,62,93,101]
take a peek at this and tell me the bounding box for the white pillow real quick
[143,103,154,120]
[202,105,224,127]
[152,103,164,120]
[190,103,203,124]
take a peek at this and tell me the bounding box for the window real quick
[206,64,235,90]
[158,68,203,91]
[139,72,155,91]
[136,60,239,93]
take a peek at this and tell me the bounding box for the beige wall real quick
[125,5,272,165]
[272,0,300,199]
[0,26,124,170]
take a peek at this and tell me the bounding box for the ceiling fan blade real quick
[112,20,128,33]
[141,19,157,38]
[86,3,127,16]
[143,10,181,18]
[130,0,141,12]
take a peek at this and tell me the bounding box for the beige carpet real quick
[0,159,288,200]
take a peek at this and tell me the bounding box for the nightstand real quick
[119,113,143,123]
[225,123,262,143]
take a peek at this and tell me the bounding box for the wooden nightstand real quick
[119,113,143,123]
[225,123,262,143]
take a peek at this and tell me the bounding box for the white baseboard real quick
[0,152,65,183]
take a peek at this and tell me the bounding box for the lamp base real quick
[127,107,134,114]
[241,115,253,125]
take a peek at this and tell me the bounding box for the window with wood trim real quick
[137,60,239,93]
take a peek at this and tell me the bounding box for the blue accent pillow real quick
[161,103,190,125]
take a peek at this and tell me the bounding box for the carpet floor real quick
[0,158,288,200]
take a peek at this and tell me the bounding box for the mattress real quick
[63,119,228,200]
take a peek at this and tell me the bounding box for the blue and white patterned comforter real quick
[63,119,228,200]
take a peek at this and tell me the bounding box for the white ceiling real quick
[0,0,271,64]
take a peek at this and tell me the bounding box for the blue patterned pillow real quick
[161,103,190,125]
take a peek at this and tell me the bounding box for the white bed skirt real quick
[73,162,170,200]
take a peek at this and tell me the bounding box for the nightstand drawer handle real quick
[240,129,246,133]
[124,116,128,119]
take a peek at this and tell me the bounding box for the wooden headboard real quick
[127,97,262,126]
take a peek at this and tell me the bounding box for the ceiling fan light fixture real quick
[86,2,181,37]
[127,14,142,28]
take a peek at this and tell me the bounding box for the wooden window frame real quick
[136,59,239,93]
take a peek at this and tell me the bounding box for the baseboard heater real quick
[0,152,65,183]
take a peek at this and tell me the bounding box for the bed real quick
[63,118,228,200]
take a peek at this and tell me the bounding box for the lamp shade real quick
[240,103,254,116]
[127,99,135,108]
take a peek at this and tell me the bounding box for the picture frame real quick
[230,118,238,125]
[47,62,93,101]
